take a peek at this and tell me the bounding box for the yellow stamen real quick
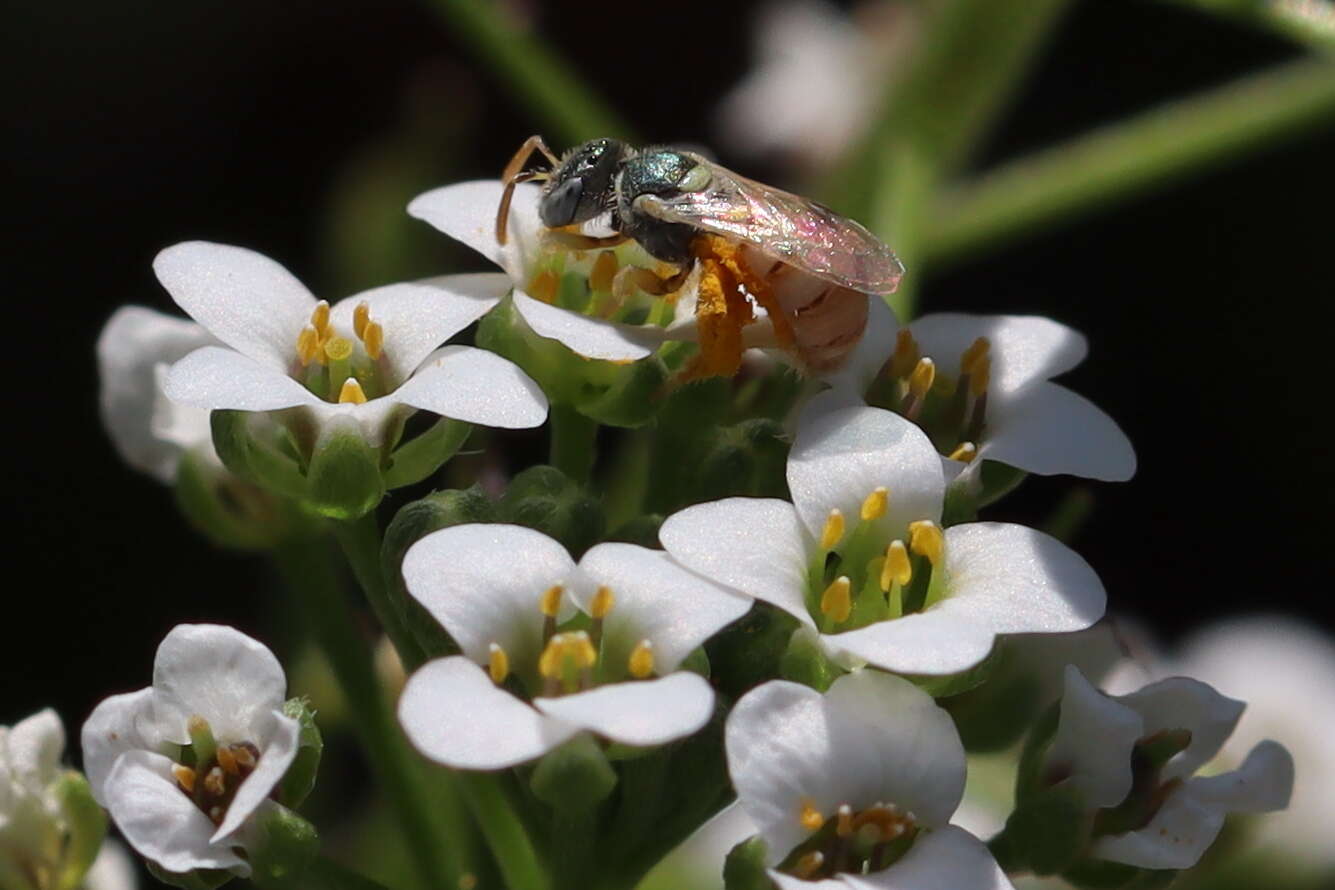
[908,357,936,400]
[799,799,825,832]
[296,325,321,366]
[537,636,567,679]
[353,301,371,339]
[819,576,852,624]
[836,804,854,837]
[323,335,354,362]
[528,268,559,304]
[860,486,888,521]
[628,640,655,678]
[362,321,384,360]
[310,300,331,336]
[539,584,564,618]
[889,329,920,378]
[488,643,510,684]
[960,336,990,376]
[590,585,616,620]
[880,540,912,591]
[216,745,239,776]
[568,631,597,670]
[947,441,977,462]
[172,764,197,793]
[232,746,256,770]
[794,852,825,880]
[820,508,845,550]
[590,250,618,293]
[203,766,226,796]
[908,520,944,567]
[970,355,991,398]
[338,378,367,404]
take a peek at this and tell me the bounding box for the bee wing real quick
[636,159,904,294]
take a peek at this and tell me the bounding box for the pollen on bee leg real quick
[820,576,852,624]
[590,250,618,293]
[628,639,655,679]
[908,520,944,567]
[799,799,825,832]
[820,508,846,551]
[860,487,888,521]
[172,764,197,793]
[488,643,510,684]
[338,377,368,404]
[947,441,977,462]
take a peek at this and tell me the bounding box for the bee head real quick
[540,138,628,228]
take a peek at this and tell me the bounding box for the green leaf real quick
[278,697,323,809]
[723,836,772,890]
[383,418,471,489]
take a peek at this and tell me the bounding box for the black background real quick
[4,0,1333,737]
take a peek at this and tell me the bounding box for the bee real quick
[496,136,904,380]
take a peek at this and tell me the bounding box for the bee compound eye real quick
[540,178,585,227]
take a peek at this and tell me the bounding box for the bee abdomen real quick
[744,248,869,374]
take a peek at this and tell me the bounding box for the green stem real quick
[309,856,402,890]
[275,536,465,890]
[926,58,1335,263]
[333,513,426,671]
[420,0,631,145]
[457,773,551,890]
[1163,0,1335,53]
[549,403,598,487]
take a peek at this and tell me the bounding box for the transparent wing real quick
[637,159,904,294]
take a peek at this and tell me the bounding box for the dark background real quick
[5,0,1333,736]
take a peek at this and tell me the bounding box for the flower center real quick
[525,238,681,328]
[290,300,393,403]
[782,800,919,879]
[806,489,947,634]
[485,584,658,697]
[169,715,263,825]
[865,331,991,462]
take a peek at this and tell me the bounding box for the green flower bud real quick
[276,698,322,809]
[690,419,788,503]
[606,513,664,548]
[573,354,670,429]
[383,418,471,489]
[53,771,106,890]
[173,451,303,551]
[209,410,307,499]
[530,734,617,813]
[244,805,319,890]
[779,626,841,692]
[499,466,604,557]
[304,419,385,520]
[144,862,234,890]
[998,785,1094,875]
[723,836,772,890]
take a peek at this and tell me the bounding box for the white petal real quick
[153,242,315,370]
[512,290,660,361]
[788,406,944,540]
[1190,740,1293,812]
[5,709,64,791]
[82,840,139,890]
[211,710,301,843]
[827,613,999,676]
[1114,677,1244,782]
[647,801,759,890]
[574,543,751,672]
[407,180,540,278]
[398,657,575,770]
[393,345,548,429]
[770,872,846,890]
[329,273,510,381]
[150,363,215,457]
[164,346,320,412]
[97,306,218,481]
[909,314,1087,397]
[80,689,157,807]
[660,498,811,626]
[534,672,715,747]
[103,750,246,873]
[844,826,1013,890]
[1045,666,1142,808]
[401,524,576,666]
[148,624,287,745]
[1091,784,1224,870]
[824,670,966,827]
[981,383,1135,481]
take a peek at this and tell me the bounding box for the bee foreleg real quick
[544,231,630,251]
[612,264,692,299]
[497,135,558,245]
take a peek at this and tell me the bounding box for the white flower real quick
[97,306,219,482]
[396,524,750,770]
[661,405,1106,676]
[726,670,1013,889]
[1043,665,1293,870]
[820,300,1135,483]
[81,625,301,876]
[408,180,704,363]
[157,241,547,449]
[640,801,759,890]
[82,841,137,890]
[2,709,68,883]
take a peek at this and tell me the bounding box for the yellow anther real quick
[353,301,371,339]
[216,745,239,776]
[836,804,854,837]
[590,250,619,293]
[203,766,226,796]
[799,799,825,832]
[323,335,354,362]
[880,540,912,591]
[362,321,384,360]
[820,508,845,550]
[537,636,567,679]
[860,486,888,521]
[908,357,936,399]
[947,441,977,462]
[338,377,368,404]
[488,643,510,684]
[528,268,559,304]
[909,520,945,567]
[172,764,197,793]
[296,325,321,366]
[310,300,331,336]
[960,336,990,376]
[794,851,825,880]
[889,329,920,378]
[569,631,597,670]
[628,640,655,679]
[539,584,564,617]
[820,576,852,624]
[232,746,256,770]
[590,585,616,619]
[970,355,991,398]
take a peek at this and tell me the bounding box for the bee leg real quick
[674,257,751,384]
[497,135,558,245]
[612,264,691,299]
[544,231,629,251]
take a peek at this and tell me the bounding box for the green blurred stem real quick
[310,856,402,890]
[1164,0,1335,53]
[333,513,425,670]
[549,403,597,487]
[275,535,463,890]
[925,58,1335,263]
[421,0,631,144]
[457,773,551,890]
